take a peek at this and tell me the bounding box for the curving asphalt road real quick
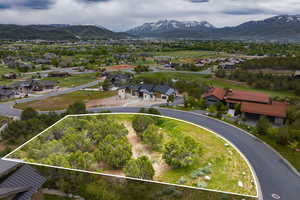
[86,107,300,200]
[1,87,300,199]
[0,80,100,117]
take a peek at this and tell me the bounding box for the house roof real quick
[153,85,176,95]
[0,160,20,178]
[241,101,288,118]
[225,90,270,104]
[202,88,225,100]
[0,164,46,200]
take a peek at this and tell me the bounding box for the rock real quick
[238,181,243,187]
[204,176,211,181]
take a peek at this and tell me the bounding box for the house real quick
[294,71,300,79]
[105,72,133,87]
[0,86,15,100]
[2,73,17,80]
[118,84,176,102]
[219,62,236,70]
[0,159,46,200]
[202,87,287,125]
[11,79,57,93]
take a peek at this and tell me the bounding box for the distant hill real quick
[127,15,300,41]
[0,24,130,40]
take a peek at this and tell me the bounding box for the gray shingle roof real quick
[0,164,46,200]
[0,159,20,178]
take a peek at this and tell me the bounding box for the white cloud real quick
[0,0,299,31]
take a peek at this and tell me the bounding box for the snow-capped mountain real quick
[127,20,215,36]
[126,15,300,41]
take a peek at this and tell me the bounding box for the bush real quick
[66,101,86,114]
[132,115,154,134]
[163,136,201,168]
[124,156,155,180]
[142,124,164,150]
[21,107,39,121]
[256,116,270,135]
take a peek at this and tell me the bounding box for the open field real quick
[8,114,256,196]
[136,72,296,98]
[14,90,117,111]
[43,73,98,88]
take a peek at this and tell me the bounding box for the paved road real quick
[0,80,100,117]
[1,90,300,199]
[86,107,300,200]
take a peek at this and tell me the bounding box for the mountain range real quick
[0,24,129,40]
[1,15,300,41]
[127,15,300,41]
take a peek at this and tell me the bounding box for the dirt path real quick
[124,122,170,178]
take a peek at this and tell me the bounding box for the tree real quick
[132,115,154,134]
[147,108,161,115]
[21,107,39,121]
[163,136,201,168]
[66,101,86,114]
[276,125,290,146]
[256,116,270,135]
[99,135,132,168]
[167,95,175,105]
[142,124,163,150]
[102,79,113,91]
[124,156,155,180]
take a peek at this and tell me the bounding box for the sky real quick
[0,0,299,31]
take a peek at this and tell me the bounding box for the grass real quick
[157,118,256,196]
[14,90,117,111]
[43,73,97,88]
[9,114,256,196]
[137,72,296,98]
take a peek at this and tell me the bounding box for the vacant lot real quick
[43,73,98,88]
[14,90,116,111]
[9,114,256,196]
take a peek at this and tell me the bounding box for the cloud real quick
[0,0,55,10]
[0,0,299,31]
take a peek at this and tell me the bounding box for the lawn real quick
[136,72,296,98]
[43,73,98,88]
[14,90,117,111]
[8,114,257,196]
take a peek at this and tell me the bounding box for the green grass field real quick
[9,114,256,196]
[14,90,117,111]
[43,73,98,88]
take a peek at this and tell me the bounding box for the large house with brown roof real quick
[203,88,288,125]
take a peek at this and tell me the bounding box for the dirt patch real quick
[86,96,166,108]
[214,77,248,86]
[105,65,136,71]
[124,122,170,178]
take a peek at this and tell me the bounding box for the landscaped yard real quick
[9,114,257,196]
[43,73,98,88]
[14,90,117,111]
